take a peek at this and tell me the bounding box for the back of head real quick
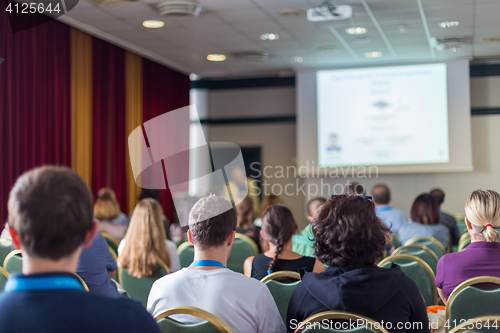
[236,196,254,228]
[119,198,169,277]
[306,197,327,218]
[94,191,121,221]
[371,184,391,205]
[188,194,236,250]
[259,194,284,217]
[345,182,366,195]
[465,189,500,242]
[429,188,445,206]
[411,194,439,225]
[8,166,93,260]
[313,195,388,267]
[139,189,161,201]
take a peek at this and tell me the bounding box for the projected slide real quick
[317,63,449,167]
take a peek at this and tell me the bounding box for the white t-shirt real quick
[147,268,286,333]
[118,239,180,273]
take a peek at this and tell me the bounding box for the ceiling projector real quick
[307,1,352,22]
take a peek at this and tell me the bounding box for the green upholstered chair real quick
[392,244,438,274]
[118,258,170,307]
[0,238,13,266]
[227,233,258,274]
[261,271,302,323]
[456,220,467,238]
[458,234,471,252]
[0,266,10,292]
[391,233,401,250]
[177,241,195,268]
[445,277,500,332]
[295,311,389,333]
[378,254,438,306]
[448,316,500,333]
[3,250,23,274]
[155,306,233,333]
[405,237,446,258]
[100,232,119,257]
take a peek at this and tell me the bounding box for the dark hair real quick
[312,196,389,267]
[306,197,327,217]
[371,184,391,205]
[189,195,237,249]
[8,166,93,260]
[429,188,445,206]
[411,194,440,225]
[345,182,365,195]
[139,189,161,201]
[261,205,297,272]
[236,196,253,228]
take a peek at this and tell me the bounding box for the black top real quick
[251,253,315,280]
[286,265,430,333]
[0,273,160,333]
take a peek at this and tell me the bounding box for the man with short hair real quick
[147,194,286,333]
[430,188,459,246]
[371,184,408,234]
[0,166,160,333]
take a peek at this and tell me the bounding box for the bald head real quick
[371,184,391,205]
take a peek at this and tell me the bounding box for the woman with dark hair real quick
[244,205,323,280]
[287,195,429,333]
[235,196,261,250]
[397,193,449,249]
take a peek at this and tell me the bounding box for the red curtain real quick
[91,37,128,213]
[142,58,191,222]
[0,12,71,224]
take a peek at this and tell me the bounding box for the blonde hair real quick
[236,196,254,228]
[118,199,170,277]
[94,190,121,221]
[465,189,500,242]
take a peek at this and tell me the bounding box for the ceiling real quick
[57,0,500,78]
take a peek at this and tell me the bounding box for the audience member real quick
[118,199,180,275]
[345,182,365,195]
[244,205,323,280]
[371,184,408,234]
[94,189,128,242]
[291,197,326,257]
[287,195,430,333]
[436,189,500,304]
[138,189,172,241]
[235,196,261,251]
[253,193,284,227]
[397,194,449,249]
[227,166,260,214]
[147,194,285,333]
[430,188,459,246]
[0,166,159,332]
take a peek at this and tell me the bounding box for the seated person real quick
[253,194,284,228]
[77,232,118,297]
[287,195,430,333]
[0,166,159,333]
[147,194,285,333]
[371,184,408,234]
[398,193,449,249]
[292,197,326,257]
[430,188,459,246]
[436,189,500,304]
[244,205,324,280]
[236,196,261,251]
[94,189,128,242]
[345,182,365,195]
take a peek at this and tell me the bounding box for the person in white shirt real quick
[147,194,286,333]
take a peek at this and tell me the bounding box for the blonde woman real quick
[94,188,128,241]
[435,189,500,304]
[118,199,180,277]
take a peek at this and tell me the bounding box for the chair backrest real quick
[378,254,438,306]
[227,233,258,274]
[155,306,233,333]
[0,238,13,266]
[458,234,471,252]
[404,237,445,258]
[177,241,194,268]
[445,276,500,332]
[448,315,500,333]
[3,250,23,274]
[101,232,119,257]
[295,310,390,333]
[391,233,401,249]
[261,271,302,323]
[0,266,10,292]
[118,258,170,306]
[74,273,90,292]
[392,244,438,274]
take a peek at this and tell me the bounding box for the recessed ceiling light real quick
[438,21,459,28]
[278,8,305,17]
[346,27,367,35]
[142,20,165,28]
[364,51,382,58]
[484,36,500,42]
[260,33,279,41]
[397,24,407,33]
[189,73,200,81]
[207,54,226,61]
[291,56,304,63]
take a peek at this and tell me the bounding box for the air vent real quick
[157,1,202,20]
[278,8,305,17]
[232,51,271,62]
[431,37,472,53]
[86,0,139,6]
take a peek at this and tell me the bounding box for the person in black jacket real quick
[287,195,430,333]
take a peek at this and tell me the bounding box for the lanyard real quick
[5,274,84,292]
[189,260,226,268]
[376,206,393,213]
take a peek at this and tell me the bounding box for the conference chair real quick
[448,316,500,333]
[391,233,401,250]
[404,237,446,258]
[392,244,438,274]
[260,271,302,323]
[154,306,233,333]
[378,254,438,306]
[177,241,194,268]
[456,216,467,237]
[227,233,259,274]
[294,310,390,333]
[0,266,9,292]
[0,238,13,266]
[3,249,22,274]
[100,232,119,257]
[118,258,170,307]
[445,276,500,332]
[75,273,90,292]
[458,234,471,252]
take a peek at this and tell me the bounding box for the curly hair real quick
[312,195,389,267]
